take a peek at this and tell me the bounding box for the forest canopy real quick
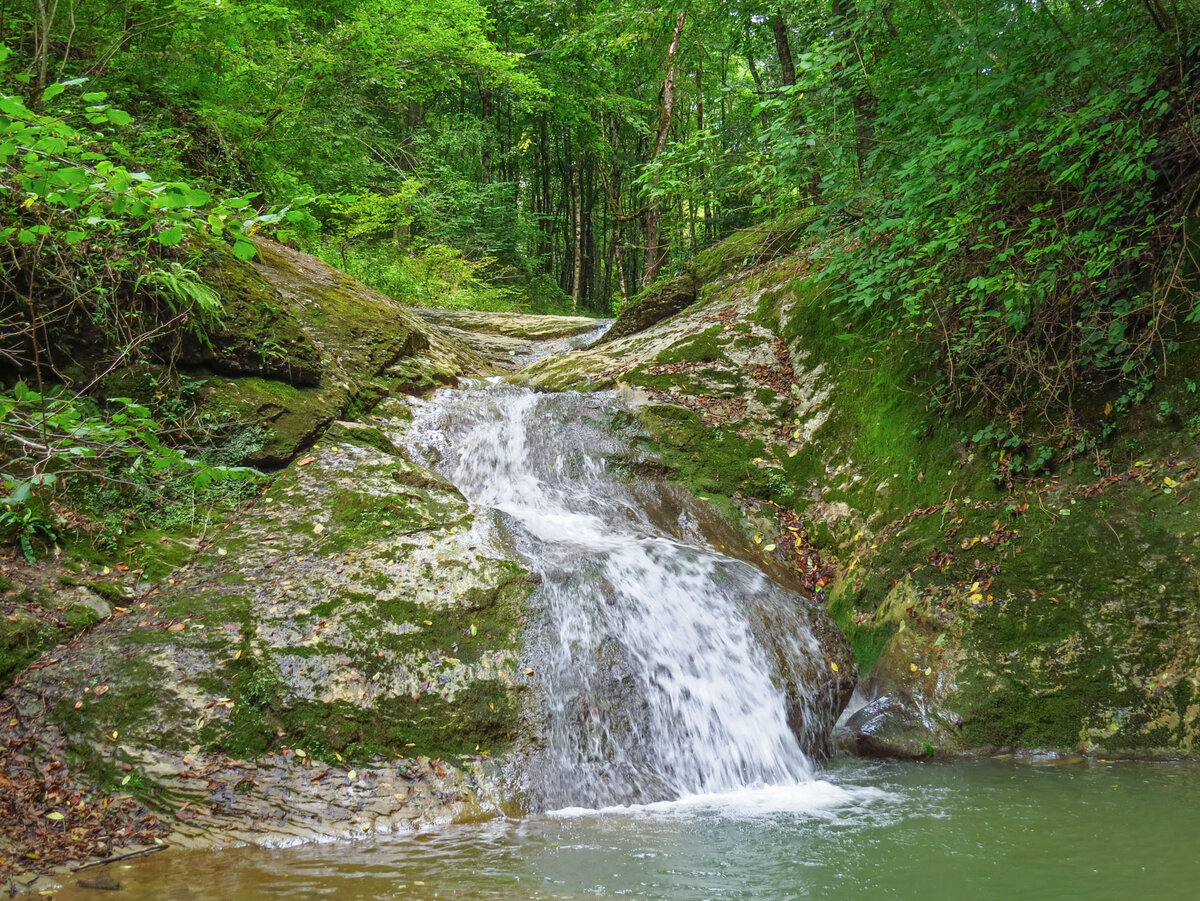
[2,0,1199,412]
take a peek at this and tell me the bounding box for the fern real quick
[140,262,225,344]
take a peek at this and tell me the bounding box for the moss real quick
[53,655,168,745]
[654,325,729,366]
[622,405,770,515]
[281,682,518,762]
[206,647,521,763]
[202,376,335,467]
[85,580,130,603]
[826,581,894,672]
[0,601,101,687]
[318,485,469,555]
[0,617,60,686]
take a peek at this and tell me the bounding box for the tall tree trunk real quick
[643,10,687,288]
[772,13,796,86]
[696,52,713,242]
[571,154,584,310]
[539,117,553,276]
[479,79,494,184]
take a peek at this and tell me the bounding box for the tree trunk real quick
[642,10,687,288]
[696,53,713,242]
[479,78,494,184]
[571,155,584,310]
[772,13,796,86]
[33,0,61,107]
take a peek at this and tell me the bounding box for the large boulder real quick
[4,405,535,846]
[106,238,499,468]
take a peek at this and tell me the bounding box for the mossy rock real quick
[527,214,1200,759]
[602,272,698,343]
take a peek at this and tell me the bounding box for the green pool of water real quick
[58,760,1200,900]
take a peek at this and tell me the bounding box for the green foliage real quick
[0,503,57,563]
[0,380,260,555]
[781,2,1200,425]
[323,240,533,312]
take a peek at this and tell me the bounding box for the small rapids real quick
[406,381,840,811]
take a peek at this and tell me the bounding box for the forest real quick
[3,1,1200,893]
[5,1,1197,384]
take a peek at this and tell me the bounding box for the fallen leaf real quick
[297,455,316,466]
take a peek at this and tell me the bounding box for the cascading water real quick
[405,380,849,811]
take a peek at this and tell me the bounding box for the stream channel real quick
[59,359,1200,899]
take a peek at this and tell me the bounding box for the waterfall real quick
[406,381,841,811]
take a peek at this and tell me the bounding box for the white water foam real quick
[405,381,849,810]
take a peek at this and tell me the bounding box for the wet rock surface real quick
[415,309,607,371]
[2,401,533,886]
[520,229,1200,762]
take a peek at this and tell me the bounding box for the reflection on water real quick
[57,760,1200,901]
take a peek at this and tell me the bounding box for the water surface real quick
[60,759,1200,900]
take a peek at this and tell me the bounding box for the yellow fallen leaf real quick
[313,523,324,534]
[347,770,357,780]
[1164,477,1180,489]
[924,667,932,676]
[969,593,984,603]
[909,664,918,672]
[45,812,64,821]
[763,544,777,552]
[830,661,839,672]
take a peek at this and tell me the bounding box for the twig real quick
[72,843,168,872]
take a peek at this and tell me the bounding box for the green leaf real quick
[157,225,185,247]
[233,239,257,261]
[106,108,134,126]
[41,82,67,103]
[5,481,31,504]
